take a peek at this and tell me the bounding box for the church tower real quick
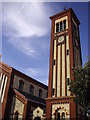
[46,8,82,119]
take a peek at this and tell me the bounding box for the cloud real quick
[8,37,37,57]
[2,2,51,58]
[3,2,50,37]
[25,67,49,85]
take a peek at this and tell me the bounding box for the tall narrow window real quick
[60,21,63,31]
[30,85,34,95]
[56,23,59,32]
[52,88,55,96]
[14,111,19,120]
[53,59,55,65]
[56,112,60,120]
[62,112,65,120]
[67,49,69,55]
[64,36,66,42]
[67,78,70,85]
[64,20,66,30]
[38,89,42,98]
[18,80,24,91]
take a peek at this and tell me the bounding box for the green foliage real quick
[69,61,90,111]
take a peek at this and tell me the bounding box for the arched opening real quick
[34,117,41,120]
[38,89,42,98]
[55,112,60,120]
[18,80,24,91]
[62,112,65,120]
[14,111,19,120]
[54,107,66,120]
[30,85,34,95]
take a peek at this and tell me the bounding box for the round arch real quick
[53,106,67,119]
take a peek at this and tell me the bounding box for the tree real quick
[69,60,90,119]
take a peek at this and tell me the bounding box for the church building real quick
[0,8,82,120]
[0,62,48,119]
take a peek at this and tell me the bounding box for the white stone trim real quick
[0,74,5,102]
[1,76,7,103]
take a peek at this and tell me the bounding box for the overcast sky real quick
[2,2,88,85]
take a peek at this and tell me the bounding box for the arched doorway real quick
[34,117,41,120]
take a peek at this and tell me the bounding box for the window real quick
[60,21,63,31]
[14,111,19,120]
[67,78,70,85]
[18,80,24,91]
[63,20,66,30]
[67,49,69,55]
[53,59,55,65]
[64,36,66,42]
[52,88,55,96]
[56,112,60,120]
[56,23,59,32]
[56,20,66,33]
[38,89,42,98]
[62,112,65,120]
[30,85,34,95]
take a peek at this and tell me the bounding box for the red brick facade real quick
[0,62,48,119]
[46,8,82,119]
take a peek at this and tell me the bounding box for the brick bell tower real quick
[46,8,82,119]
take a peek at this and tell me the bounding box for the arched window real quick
[18,80,24,91]
[55,112,60,120]
[38,89,42,98]
[30,85,34,95]
[56,20,66,33]
[67,49,69,55]
[67,78,70,85]
[62,112,65,120]
[63,20,66,30]
[56,23,59,32]
[14,111,19,120]
[60,21,63,31]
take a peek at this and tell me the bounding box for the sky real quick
[1,2,88,85]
